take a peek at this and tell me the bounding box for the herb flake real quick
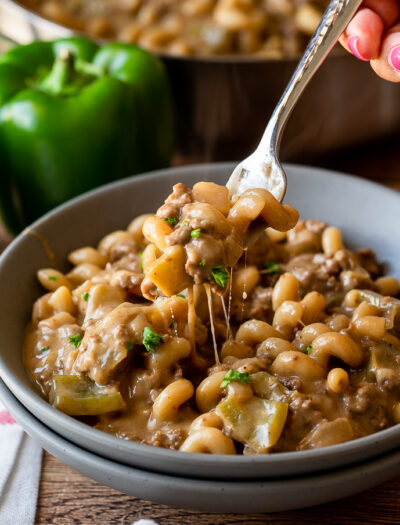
[143,326,164,352]
[81,292,89,302]
[211,266,229,288]
[41,347,49,353]
[69,333,83,349]
[199,260,206,267]
[177,294,186,299]
[126,342,135,351]
[305,344,313,354]
[163,216,179,227]
[263,261,281,275]
[191,228,201,238]
[220,369,250,389]
[48,275,59,281]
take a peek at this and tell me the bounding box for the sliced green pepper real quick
[299,418,354,450]
[0,37,173,232]
[49,374,125,416]
[348,289,400,311]
[216,395,288,453]
[250,371,297,403]
[367,342,398,381]
[348,290,400,330]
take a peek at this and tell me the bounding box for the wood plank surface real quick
[36,453,400,525]
[2,134,399,524]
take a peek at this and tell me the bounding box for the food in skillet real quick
[24,181,400,454]
[20,0,328,57]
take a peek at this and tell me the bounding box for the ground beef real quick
[107,253,142,273]
[344,382,382,415]
[185,236,226,284]
[156,183,193,220]
[280,376,303,391]
[355,248,380,278]
[166,224,192,246]
[284,249,376,298]
[274,394,324,452]
[231,286,273,323]
[109,240,140,263]
[148,428,186,450]
[110,270,144,296]
[284,253,342,296]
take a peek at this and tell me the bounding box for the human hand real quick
[339,0,400,81]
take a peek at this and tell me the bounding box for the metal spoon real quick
[227,0,364,202]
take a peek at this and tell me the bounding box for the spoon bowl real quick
[227,0,364,203]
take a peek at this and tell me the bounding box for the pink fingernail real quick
[348,36,369,61]
[388,45,400,71]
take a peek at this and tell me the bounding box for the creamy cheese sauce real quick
[24,182,400,454]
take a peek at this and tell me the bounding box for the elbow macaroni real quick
[24,181,400,455]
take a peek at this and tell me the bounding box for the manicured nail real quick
[347,36,369,62]
[388,46,400,72]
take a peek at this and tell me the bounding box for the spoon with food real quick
[227,0,364,204]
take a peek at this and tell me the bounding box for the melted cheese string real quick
[240,249,248,323]
[187,287,196,353]
[169,305,178,336]
[227,267,233,338]
[205,284,220,365]
[220,296,232,340]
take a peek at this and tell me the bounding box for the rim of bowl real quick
[1,162,400,469]
[3,0,349,65]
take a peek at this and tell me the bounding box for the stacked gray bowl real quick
[0,163,400,512]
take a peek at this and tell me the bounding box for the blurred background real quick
[0,0,399,246]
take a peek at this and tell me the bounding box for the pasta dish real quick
[24,181,400,454]
[20,0,328,57]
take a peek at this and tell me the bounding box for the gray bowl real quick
[1,378,400,513]
[0,163,400,480]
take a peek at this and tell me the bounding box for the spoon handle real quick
[259,0,364,156]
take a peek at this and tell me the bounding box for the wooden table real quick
[3,135,400,524]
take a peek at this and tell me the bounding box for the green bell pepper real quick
[250,371,298,402]
[49,374,126,416]
[216,395,288,453]
[0,37,173,232]
[367,341,398,381]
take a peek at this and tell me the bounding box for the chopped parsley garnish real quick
[199,260,206,267]
[163,216,179,227]
[48,275,59,281]
[69,333,83,348]
[139,252,143,270]
[126,342,135,351]
[41,347,49,353]
[81,292,89,302]
[305,344,313,354]
[191,228,201,238]
[220,369,250,389]
[183,220,189,226]
[263,261,281,275]
[177,294,186,299]
[143,326,164,352]
[211,266,229,288]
